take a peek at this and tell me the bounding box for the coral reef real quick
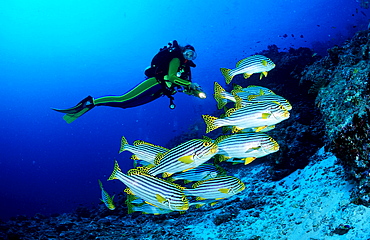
[300,29,370,206]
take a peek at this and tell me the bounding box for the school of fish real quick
[98,54,290,215]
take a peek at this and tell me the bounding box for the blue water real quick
[0,0,368,221]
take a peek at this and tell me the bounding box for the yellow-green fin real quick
[220,68,234,84]
[119,136,129,153]
[260,71,268,79]
[108,160,121,181]
[261,113,271,119]
[244,157,256,165]
[202,115,219,133]
[243,73,252,79]
[178,155,194,164]
[213,82,227,109]
[156,194,167,204]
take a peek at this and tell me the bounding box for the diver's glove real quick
[184,83,206,99]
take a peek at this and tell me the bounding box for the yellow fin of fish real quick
[232,126,243,134]
[202,115,220,133]
[178,155,194,164]
[261,60,268,66]
[202,135,214,142]
[196,196,207,201]
[260,71,268,80]
[243,73,252,79]
[236,58,246,67]
[213,82,227,109]
[254,125,268,132]
[155,194,167,204]
[119,136,129,153]
[261,113,271,119]
[154,152,165,165]
[225,107,237,117]
[220,68,234,84]
[124,187,134,195]
[218,188,231,194]
[214,135,231,145]
[131,154,139,160]
[162,172,174,178]
[244,157,256,165]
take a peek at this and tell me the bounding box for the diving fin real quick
[52,96,95,123]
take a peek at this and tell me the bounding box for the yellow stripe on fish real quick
[183,176,245,200]
[220,55,275,84]
[98,179,115,210]
[202,101,290,133]
[214,133,279,165]
[108,160,189,211]
[119,136,169,165]
[148,139,218,178]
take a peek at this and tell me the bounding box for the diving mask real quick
[183,49,197,60]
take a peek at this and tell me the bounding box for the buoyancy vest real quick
[145,41,195,82]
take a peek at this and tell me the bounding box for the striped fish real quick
[220,55,275,84]
[119,136,169,165]
[167,164,226,183]
[108,161,189,211]
[243,94,292,111]
[202,101,290,134]
[183,176,245,200]
[214,133,279,165]
[213,82,275,109]
[148,139,219,178]
[98,179,115,210]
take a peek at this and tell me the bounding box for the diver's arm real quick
[166,58,191,86]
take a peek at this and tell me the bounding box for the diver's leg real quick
[94,77,163,108]
[51,96,95,123]
[52,78,163,123]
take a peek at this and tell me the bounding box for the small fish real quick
[184,176,245,200]
[108,161,189,211]
[148,139,219,178]
[167,164,226,183]
[213,82,275,109]
[119,136,169,165]
[98,179,115,210]
[214,133,279,165]
[220,55,276,84]
[202,101,290,133]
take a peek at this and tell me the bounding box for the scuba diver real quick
[52,40,206,123]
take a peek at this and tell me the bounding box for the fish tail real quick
[119,136,128,153]
[108,160,122,181]
[127,202,135,214]
[202,115,220,133]
[213,82,227,109]
[220,68,233,84]
[98,179,103,190]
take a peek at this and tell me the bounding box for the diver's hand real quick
[185,83,206,99]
